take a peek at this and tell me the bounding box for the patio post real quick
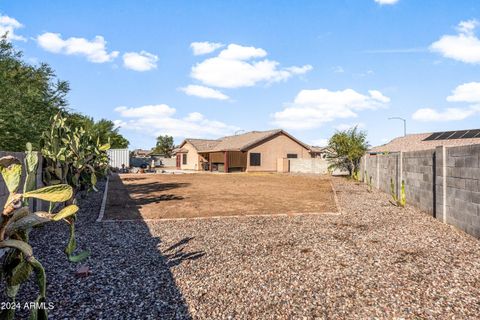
[224,151,229,173]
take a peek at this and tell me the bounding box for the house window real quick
[287,153,298,159]
[182,154,187,165]
[250,153,261,166]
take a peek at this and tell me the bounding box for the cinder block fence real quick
[360,144,480,238]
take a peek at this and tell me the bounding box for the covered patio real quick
[198,151,247,172]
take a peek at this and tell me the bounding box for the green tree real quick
[92,119,129,149]
[326,126,369,177]
[66,114,129,148]
[66,112,95,131]
[0,34,69,151]
[153,135,174,157]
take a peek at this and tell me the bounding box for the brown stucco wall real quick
[246,134,311,172]
[180,142,200,170]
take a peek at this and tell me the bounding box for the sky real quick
[1,0,480,149]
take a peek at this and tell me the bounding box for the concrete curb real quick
[96,176,109,222]
[99,211,341,223]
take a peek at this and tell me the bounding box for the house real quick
[370,129,480,153]
[131,149,152,158]
[309,146,329,159]
[175,129,315,172]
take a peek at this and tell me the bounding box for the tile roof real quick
[370,132,480,153]
[309,146,328,153]
[181,129,311,153]
[184,139,220,152]
[207,129,284,152]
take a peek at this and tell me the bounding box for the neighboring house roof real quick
[132,149,152,157]
[178,129,312,153]
[370,131,480,153]
[309,146,328,153]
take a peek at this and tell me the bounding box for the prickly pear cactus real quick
[0,147,87,319]
[41,113,110,195]
[389,178,406,208]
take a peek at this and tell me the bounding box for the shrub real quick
[0,149,81,320]
[326,126,369,178]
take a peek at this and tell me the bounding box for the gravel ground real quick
[2,176,480,319]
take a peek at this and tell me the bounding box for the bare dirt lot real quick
[105,173,337,220]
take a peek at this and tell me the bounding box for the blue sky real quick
[1,0,480,149]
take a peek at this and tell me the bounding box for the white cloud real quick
[37,32,119,63]
[430,19,480,64]
[0,14,26,41]
[285,65,313,74]
[332,66,344,73]
[217,44,267,60]
[190,41,224,55]
[122,51,158,71]
[446,82,480,103]
[184,112,204,122]
[412,82,480,122]
[412,107,478,122]
[191,43,312,88]
[374,0,399,4]
[368,90,390,103]
[272,88,390,130]
[114,104,239,138]
[115,104,176,118]
[180,85,229,100]
[457,19,479,34]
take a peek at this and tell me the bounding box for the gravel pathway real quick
[2,176,480,319]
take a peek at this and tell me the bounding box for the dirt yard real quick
[105,173,337,220]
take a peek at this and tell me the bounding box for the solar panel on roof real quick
[448,130,469,139]
[423,129,480,141]
[423,132,443,141]
[435,131,455,140]
[463,129,480,138]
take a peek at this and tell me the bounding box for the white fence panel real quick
[107,149,130,169]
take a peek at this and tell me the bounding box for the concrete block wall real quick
[402,150,435,215]
[362,144,480,238]
[377,154,399,195]
[288,158,329,174]
[360,154,378,188]
[443,144,480,237]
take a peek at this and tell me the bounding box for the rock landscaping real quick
[2,175,480,319]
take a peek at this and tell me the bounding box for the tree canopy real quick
[0,34,129,151]
[326,126,369,177]
[153,135,175,157]
[66,114,129,149]
[0,34,69,151]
